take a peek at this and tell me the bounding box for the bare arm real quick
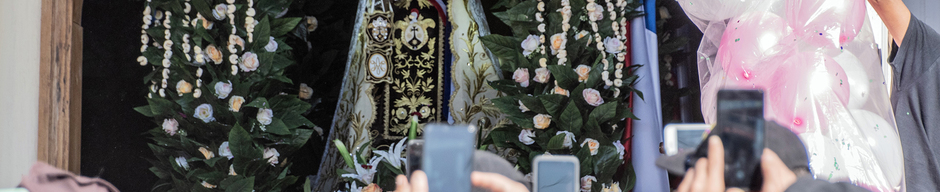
[868,0,912,45]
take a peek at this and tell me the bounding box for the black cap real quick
[655,120,810,176]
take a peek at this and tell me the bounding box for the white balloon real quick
[802,132,851,182]
[833,51,869,109]
[851,110,904,188]
[678,0,757,21]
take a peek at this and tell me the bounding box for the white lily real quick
[373,138,408,169]
[341,155,382,184]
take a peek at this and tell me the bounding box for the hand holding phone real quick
[689,90,765,190]
[422,124,476,192]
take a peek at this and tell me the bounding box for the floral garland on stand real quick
[481,0,643,191]
[134,0,313,191]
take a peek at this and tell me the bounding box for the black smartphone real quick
[690,89,765,189]
[405,139,424,178]
[422,124,476,192]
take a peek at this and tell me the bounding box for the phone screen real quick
[422,124,475,192]
[536,161,578,192]
[694,90,764,189]
[676,129,707,154]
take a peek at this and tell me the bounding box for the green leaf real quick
[148,97,176,116]
[222,176,255,192]
[252,17,272,51]
[264,119,291,135]
[488,79,524,95]
[593,146,623,182]
[135,105,155,117]
[271,17,302,37]
[575,147,594,176]
[547,65,579,89]
[518,96,547,114]
[590,101,618,123]
[303,178,311,192]
[205,156,224,167]
[620,161,636,191]
[245,97,268,108]
[539,94,566,117]
[150,166,168,179]
[492,97,534,128]
[480,35,520,67]
[558,103,582,134]
[229,124,261,174]
[190,0,213,20]
[547,133,568,150]
[333,140,355,169]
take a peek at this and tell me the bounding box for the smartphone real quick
[663,124,712,156]
[532,155,580,192]
[689,89,765,189]
[405,139,424,178]
[422,124,476,192]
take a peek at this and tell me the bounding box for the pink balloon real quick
[786,0,867,48]
[765,52,848,133]
[717,11,788,85]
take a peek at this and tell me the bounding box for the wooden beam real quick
[39,0,82,174]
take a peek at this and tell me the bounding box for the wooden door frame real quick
[38,0,82,174]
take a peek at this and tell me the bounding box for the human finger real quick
[691,158,709,192]
[677,168,695,192]
[725,187,745,192]
[471,171,529,192]
[760,149,797,192]
[395,174,412,192]
[706,136,726,191]
[410,171,429,192]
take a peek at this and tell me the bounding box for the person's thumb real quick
[471,172,529,192]
[760,149,797,192]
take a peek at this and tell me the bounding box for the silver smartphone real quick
[663,123,711,156]
[422,124,476,192]
[532,155,580,192]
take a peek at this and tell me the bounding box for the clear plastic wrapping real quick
[678,0,904,191]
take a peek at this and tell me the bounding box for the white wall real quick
[0,0,41,188]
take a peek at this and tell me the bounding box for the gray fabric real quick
[472,150,532,192]
[784,176,869,192]
[889,14,940,191]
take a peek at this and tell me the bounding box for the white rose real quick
[534,114,552,129]
[518,129,536,145]
[299,83,313,99]
[265,37,278,52]
[574,65,591,82]
[257,108,273,126]
[539,58,547,67]
[229,96,245,112]
[263,148,280,166]
[175,156,189,170]
[533,67,551,83]
[581,175,597,192]
[613,141,625,160]
[239,52,260,72]
[580,138,600,155]
[177,80,193,96]
[214,81,233,99]
[212,4,227,20]
[582,88,605,106]
[162,119,179,136]
[193,89,202,98]
[549,33,567,55]
[521,35,540,57]
[195,103,215,123]
[589,3,604,21]
[555,131,575,148]
[604,36,623,54]
[218,141,234,159]
[512,68,530,87]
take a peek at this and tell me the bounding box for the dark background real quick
[81,0,357,191]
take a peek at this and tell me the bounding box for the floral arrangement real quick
[481,0,643,191]
[133,0,316,191]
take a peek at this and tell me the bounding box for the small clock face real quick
[369,53,388,78]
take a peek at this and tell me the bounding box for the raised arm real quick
[868,0,912,45]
